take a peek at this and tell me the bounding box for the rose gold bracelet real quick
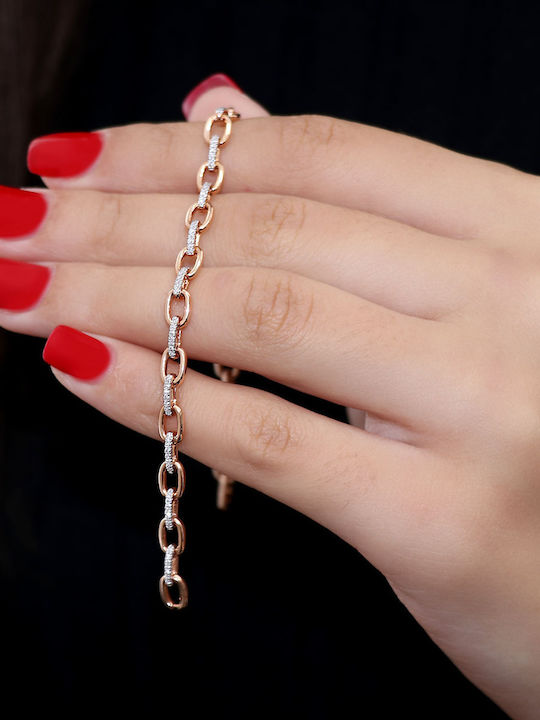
[157,107,241,610]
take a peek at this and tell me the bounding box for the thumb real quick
[182,73,268,121]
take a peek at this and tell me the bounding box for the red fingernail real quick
[43,325,111,381]
[27,131,103,178]
[182,73,241,119]
[0,258,51,310]
[0,186,48,239]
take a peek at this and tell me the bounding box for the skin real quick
[3,85,540,718]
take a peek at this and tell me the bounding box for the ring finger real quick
[0,259,450,432]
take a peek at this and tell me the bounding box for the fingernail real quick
[0,258,51,310]
[27,131,104,178]
[182,73,241,119]
[43,325,111,380]
[0,186,48,239]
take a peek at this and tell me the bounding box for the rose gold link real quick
[211,469,236,511]
[196,161,225,193]
[185,201,213,231]
[159,517,186,554]
[213,362,241,383]
[203,113,232,145]
[159,574,188,610]
[161,348,187,385]
[175,245,204,277]
[165,288,191,326]
[158,460,185,499]
[158,404,183,442]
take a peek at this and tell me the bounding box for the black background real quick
[3,1,535,716]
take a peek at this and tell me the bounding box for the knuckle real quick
[277,114,339,172]
[240,269,315,351]
[40,262,96,328]
[442,354,540,535]
[467,245,530,315]
[76,263,109,328]
[245,195,308,265]
[233,394,300,473]
[155,123,179,168]
[453,453,540,578]
[483,245,525,293]
[310,114,340,148]
[92,193,124,261]
[37,190,67,258]
[452,345,520,436]
[515,259,540,336]
[496,399,540,461]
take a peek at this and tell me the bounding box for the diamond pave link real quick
[165,487,175,531]
[168,316,180,359]
[164,432,175,474]
[173,266,190,298]
[207,134,220,171]
[157,107,241,610]
[198,181,212,208]
[164,544,175,587]
[186,220,199,255]
[163,374,174,416]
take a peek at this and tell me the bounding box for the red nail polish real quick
[27,131,103,178]
[0,186,48,238]
[43,325,111,381]
[182,73,241,119]
[0,258,50,310]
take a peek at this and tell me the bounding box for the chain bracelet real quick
[157,107,241,610]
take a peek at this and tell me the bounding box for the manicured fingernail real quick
[27,131,103,178]
[182,73,241,119]
[0,258,51,310]
[43,325,111,380]
[0,186,48,238]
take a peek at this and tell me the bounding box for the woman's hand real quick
[2,82,540,718]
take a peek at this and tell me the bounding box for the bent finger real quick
[42,325,430,559]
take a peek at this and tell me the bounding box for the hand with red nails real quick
[2,73,540,718]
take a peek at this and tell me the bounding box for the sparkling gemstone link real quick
[163,374,174,416]
[165,487,175,530]
[173,266,190,298]
[164,544,175,586]
[168,316,180,358]
[198,181,212,208]
[208,134,220,170]
[164,432,175,474]
[157,106,241,610]
[186,220,199,255]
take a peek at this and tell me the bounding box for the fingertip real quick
[27,131,104,180]
[0,186,49,239]
[182,73,241,118]
[182,74,269,121]
[43,324,112,381]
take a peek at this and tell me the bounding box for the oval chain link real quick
[157,107,241,609]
